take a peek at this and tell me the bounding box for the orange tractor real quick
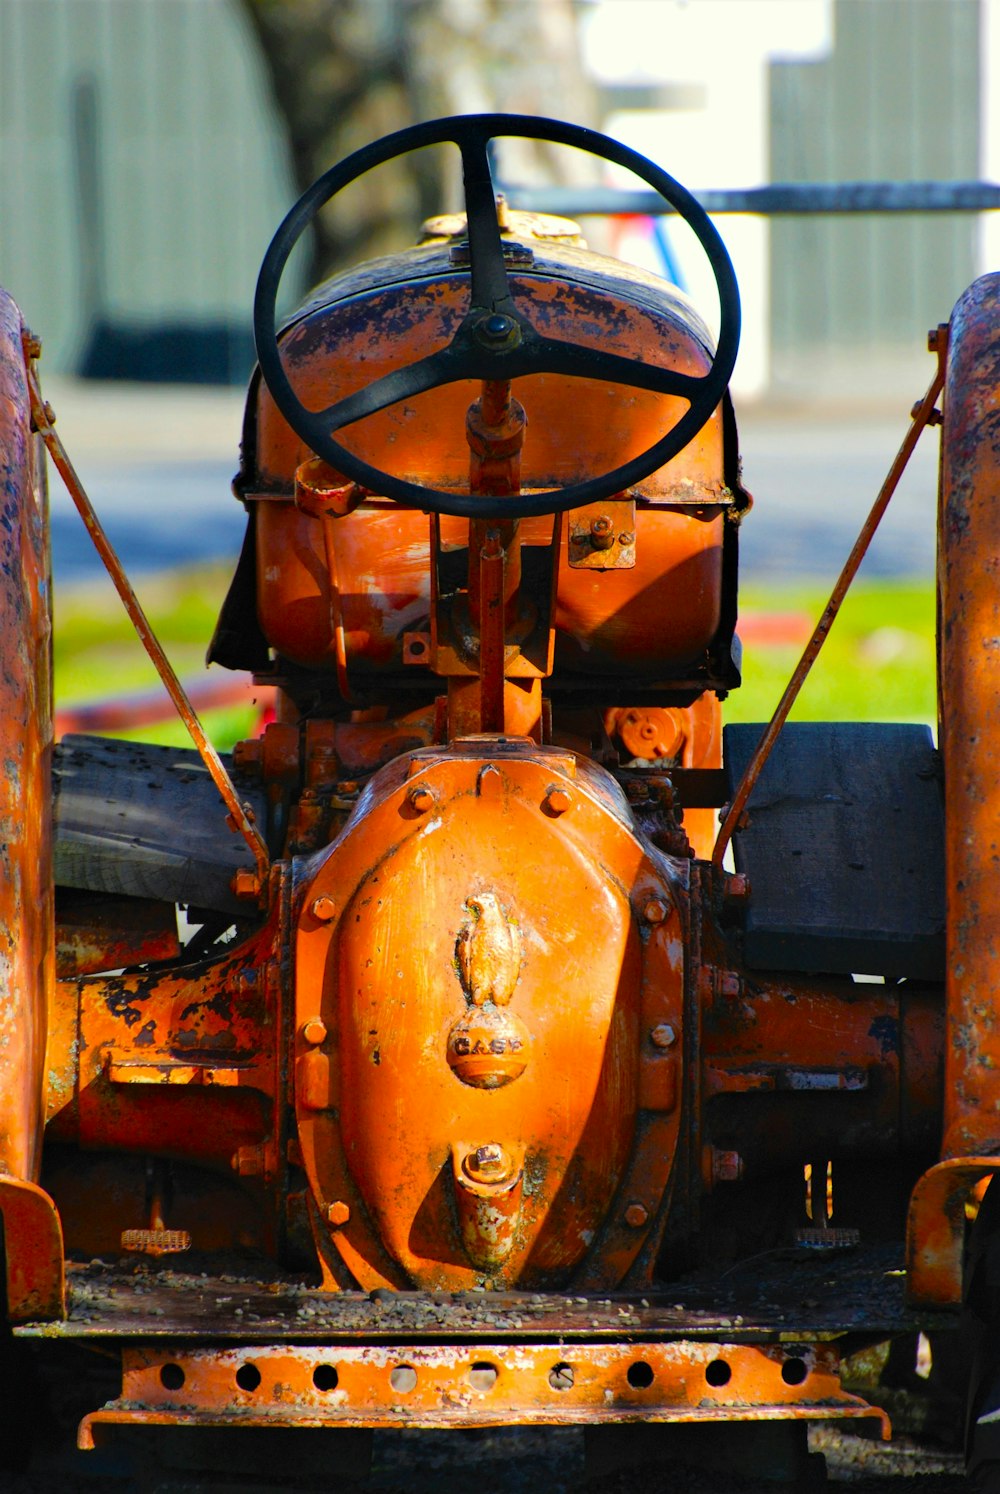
[1,114,996,1484]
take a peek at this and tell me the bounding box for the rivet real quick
[650,1023,676,1050]
[326,1201,351,1227]
[544,786,572,815]
[311,894,337,922]
[302,1018,327,1046]
[409,785,435,813]
[625,1202,649,1229]
[642,898,668,925]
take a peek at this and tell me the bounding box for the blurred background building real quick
[0,0,990,400]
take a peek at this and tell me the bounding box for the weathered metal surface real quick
[938,273,1000,1163]
[44,867,290,1250]
[0,1175,65,1322]
[245,251,734,684]
[16,1242,948,1342]
[906,1157,998,1306]
[77,1338,887,1445]
[0,301,61,1326]
[294,741,685,1294]
[56,888,180,979]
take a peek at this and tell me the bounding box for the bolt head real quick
[544,786,572,815]
[712,1149,744,1184]
[642,897,668,925]
[650,1023,676,1050]
[311,894,337,922]
[478,313,517,346]
[625,1202,649,1229]
[232,868,260,900]
[463,1142,512,1183]
[302,1018,327,1046]
[724,872,751,903]
[408,785,435,813]
[326,1201,351,1227]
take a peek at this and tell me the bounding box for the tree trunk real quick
[239,0,597,286]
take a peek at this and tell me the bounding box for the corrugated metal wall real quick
[769,0,980,391]
[0,0,296,377]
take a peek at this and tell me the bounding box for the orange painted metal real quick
[0,301,65,1322]
[78,1339,887,1444]
[906,1158,998,1306]
[293,740,685,1292]
[605,694,721,859]
[44,866,290,1256]
[247,256,730,682]
[0,303,53,1186]
[937,275,1000,1163]
[904,275,1000,1307]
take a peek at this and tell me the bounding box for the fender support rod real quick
[712,329,949,871]
[26,363,270,899]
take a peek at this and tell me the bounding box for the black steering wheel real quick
[254,114,740,519]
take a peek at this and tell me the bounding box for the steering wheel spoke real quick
[529,335,707,403]
[459,131,516,315]
[254,113,740,517]
[315,347,461,432]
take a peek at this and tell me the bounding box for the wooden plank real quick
[724,722,945,978]
[53,734,268,917]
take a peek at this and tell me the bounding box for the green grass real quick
[730,579,936,728]
[54,563,260,750]
[52,567,938,750]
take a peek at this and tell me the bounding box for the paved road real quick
[42,378,942,588]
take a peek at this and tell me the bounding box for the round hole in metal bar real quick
[160,1363,185,1391]
[548,1362,575,1392]
[627,1360,655,1389]
[781,1357,808,1386]
[390,1365,417,1394]
[313,1364,339,1392]
[469,1362,498,1392]
[236,1362,262,1393]
[705,1358,732,1387]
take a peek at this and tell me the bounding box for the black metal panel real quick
[724,722,944,978]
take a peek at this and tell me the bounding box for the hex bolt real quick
[232,869,260,900]
[544,786,572,815]
[302,1018,328,1046]
[712,1149,744,1184]
[231,1144,265,1178]
[408,785,435,813]
[642,898,668,925]
[463,1143,512,1183]
[311,894,337,922]
[590,515,615,550]
[625,1202,649,1228]
[326,1201,351,1227]
[650,1023,677,1050]
[718,971,742,999]
[723,872,751,904]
